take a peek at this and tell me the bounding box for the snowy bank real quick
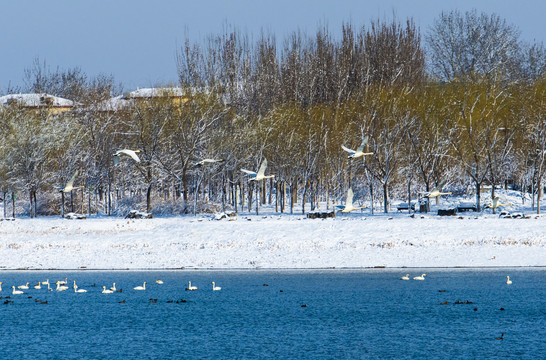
[0,210,544,270]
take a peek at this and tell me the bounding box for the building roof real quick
[0,93,75,107]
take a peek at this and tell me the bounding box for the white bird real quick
[42,280,50,286]
[58,278,68,285]
[102,286,114,294]
[59,170,83,193]
[34,282,42,290]
[506,276,512,285]
[421,181,452,198]
[341,136,373,159]
[486,197,513,210]
[0,281,2,291]
[185,281,198,291]
[17,282,29,290]
[400,274,410,280]
[133,282,146,291]
[336,188,366,213]
[110,283,117,292]
[74,282,87,293]
[155,280,164,284]
[212,282,221,291]
[12,286,24,295]
[113,149,141,165]
[56,281,69,291]
[241,158,275,182]
[413,274,427,280]
[194,158,224,167]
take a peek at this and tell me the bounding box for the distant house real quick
[122,87,190,108]
[0,93,75,115]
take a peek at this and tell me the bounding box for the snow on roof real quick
[0,93,75,107]
[92,95,131,111]
[124,87,186,98]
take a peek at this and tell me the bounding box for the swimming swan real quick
[506,276,512,285]
[133,282,146,291]
[413,274,427,280]
[56,282,68,291]
[102,286,114,294]
[212,282,221,291]
[12,286,24,295]
[34,282,42,290]
[17,282,29,290]
[185,281,198,291]
[400,274,410,280]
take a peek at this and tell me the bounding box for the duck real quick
[241,158,275,182]
[495,333,504,340]
[113,149,141,165]
[34,282,42,290]
[400,274,410,280]
[341,136,373,159]
[185,281,198,291]
[17,282,29,290]
[133,282,146,291]
[413,274,427,280]
[335,188,366,213]
[12,286,24,295]
[56,282,68,291]
[506,276,512,285]
[102,286,114,294]
[212,282,221,291]
[59,170,83,193]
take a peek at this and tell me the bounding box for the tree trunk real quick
[146,183,152,213]
[475,181,482,212]
[61,191,65,218]
[383,182,389,213]
[12,191,15,218]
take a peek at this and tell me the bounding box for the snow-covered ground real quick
[0,190,544,270]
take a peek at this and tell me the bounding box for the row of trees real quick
[1,10,545,217]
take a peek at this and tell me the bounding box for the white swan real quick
[155,279,164,284]
[212,282,221,291]
[413,274,427,280]
[133,282,146,291]
[486,197,513,210]
[421,181,451,198]
[186,281,198,291]
[59,170,83,193]
[506,276,512,285]
[58,278,68,285]
[42,279,50,286]
[400,274,410,280]
[336,188,366,213]
[194,158,224,167]
[56,281,68,291]
[113,149,141,165]
[110,283,117,292]
[17,282,29,290]
[12,286,24,295]
[34,282,42,290]
[341,136,373,159]
[0,281,2,291]
[241,158,275,182]
[102,286,114,294]
[74,284,87,293]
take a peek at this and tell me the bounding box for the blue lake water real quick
[0,269,544,359]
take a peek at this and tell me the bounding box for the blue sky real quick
[1,0,544,92]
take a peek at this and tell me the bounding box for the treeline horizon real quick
[0,10,545,217]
